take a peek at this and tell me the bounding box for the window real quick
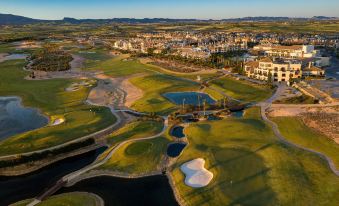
[282,74,286,77]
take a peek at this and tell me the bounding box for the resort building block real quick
[245,57,303,83]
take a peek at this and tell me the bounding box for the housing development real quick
[0,1,339,206]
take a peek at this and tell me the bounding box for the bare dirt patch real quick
[87,74,143,109]
[301,112,339,144]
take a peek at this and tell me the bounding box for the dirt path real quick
[0,53,8,62]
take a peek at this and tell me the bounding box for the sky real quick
[0,0,338,20]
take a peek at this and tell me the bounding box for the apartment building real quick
[245,57,302,83]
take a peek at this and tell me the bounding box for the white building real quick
[253,44,319,59]
[245,57,302,83]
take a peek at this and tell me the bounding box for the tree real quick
[267,71,273,85]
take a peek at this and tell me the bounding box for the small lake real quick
[0,147,106,206]
[163,92,216,106]
[171,126,185,138]
[0,54,27,63]
[0,97,48,140]
[167,143,187,158]
[231,110,244,118]
[57,175,179,206]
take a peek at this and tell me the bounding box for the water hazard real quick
[163,92,216,106]
[57,175,179,206]
[0,96,48,140]
[0,147,106,206]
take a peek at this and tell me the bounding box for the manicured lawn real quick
[99,119,170,175]
[98,120,163,161]
[125,141,153,155]
[130,73,199,114]
[76,49,113,68]
[79,54,201,114]
[210,77,273,102]
[272,116,339,168]
[100,136,170,175]
[83,54,155,77]
[11,192,100,206]
[0,60,116,155]
[105,120,163,146]
[171,107,339,206]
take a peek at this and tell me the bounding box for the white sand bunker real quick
[51,117,65,126]
[180,158,213,188]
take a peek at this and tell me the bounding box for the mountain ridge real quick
[0,13,338,25]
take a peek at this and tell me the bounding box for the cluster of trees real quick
[29,43,73,71]
[0,138,95,168]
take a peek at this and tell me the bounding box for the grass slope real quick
[171,107,339,206]
[0,60,116,155]
[130,73,199,114]
[105,120,163,146]
[210,77,273,102]
[11,192,100,206]
[83,54,153,77]
[100,136,170,175]
[272,117,339,168]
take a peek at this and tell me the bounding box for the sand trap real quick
[180,158,213,188]
[51,118,65,126]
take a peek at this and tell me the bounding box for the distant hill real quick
[0,13,338,25]
[222,16,339,22]
[222,16,292,22]
[0,13,42,25]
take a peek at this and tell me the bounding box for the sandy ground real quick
[13,41,42,50]
[0,53,8,62]
[70,54,85,71]
[180,158,213,188]
[269,106,338,117]
[87,74,143,109]
[121,77,143,107]
[51,118,65,126]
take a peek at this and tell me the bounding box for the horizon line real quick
[2,12,339,21]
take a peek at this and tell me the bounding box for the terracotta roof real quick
[259,57,273,63]
[303,65,324,72]
[245,61,259,68]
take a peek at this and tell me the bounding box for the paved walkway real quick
[63,115,168,183]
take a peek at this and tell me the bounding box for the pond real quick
[0,96,48,140]
[57,175,179,206]
[167,143,187,158]
[171,126,185,138]
[231,110,244,118]
[0,54,27,63]
[0,147,106,206]
[163,92,216,106]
